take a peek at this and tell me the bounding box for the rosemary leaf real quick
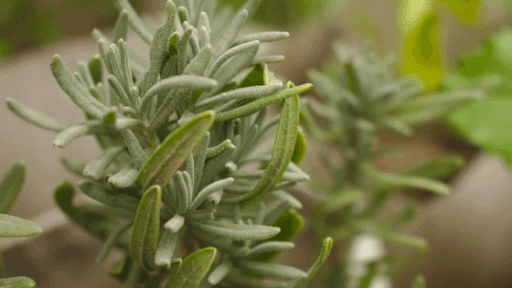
[0,214,42,238]
[190,220,280,241]
[208,260,233,285]
[112,0,153,44]
[122,129,148,169]
[130,185,161,271]
[5,98,68,132]
[78,181,140,212]
[239,261,307,280]
[215,84,309,123]
[0,162,24,214]
[83,146,125,181]
[114,11,129,43]
[293,237,333,288]
[137,111,215,189]
[155,229,179,269]
[97,220,133,262]
[164,247,216,288]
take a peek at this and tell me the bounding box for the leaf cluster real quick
[6,0,331,287]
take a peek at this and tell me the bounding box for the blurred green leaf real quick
[445,28,512,167]
[0,214,42,238]
[0,162,25,214]
[0,276,35,288]
[398,0,445,90]
[439,0,482,23]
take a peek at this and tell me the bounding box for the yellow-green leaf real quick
[398,0,445,90]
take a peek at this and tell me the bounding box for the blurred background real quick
[2,0,512,287]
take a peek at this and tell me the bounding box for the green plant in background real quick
[0,162,42,288]
[443,27,512,168]
[300,43,482,287]
[398,0,483,90]
[5,0,332,287]
[218,0,336,27]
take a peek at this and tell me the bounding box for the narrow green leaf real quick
[122,128,148,169]
[83,146,125,181]
[293,237,333,288]
[54,181,86,227]
[251,55,285,65]
[140,1,176,95]
[365,165,451,195]
[208,40,259,78]
[198,143,236,190]
[243,241,294,258]
[224,86,300,203]
[140,75,217,114]
[6,98,71,132]
[271,190,303,209]
[51,55,107,118]
[137,111,215,189]
[208,260,232,285]
[240,261,307,280]
[112,0,153,44]
[291,126,306,164]
[155,228,179,269]
[114,11,129,43]
[165,247,216,288]
[0,214,42,238]
[233,31,289,46]
[212,9,248,61]
[53,121,102,148]
[206,41,259,99]
[0,277,36,288]
[130,185,161,271]
[78,181,140,212]
[215,84,309,123]
[108,162,138,188]
[191,220,280,241]
[197,84,283,110]
[193,133,210,192]
[401,155,465,180]
[190,178,234,211]
[183,44,213,76]
[319,189,362,214]
[308,69,359,107]
[0,162,25,214]
[97,220,133,262]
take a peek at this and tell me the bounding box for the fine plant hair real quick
[5,0,332,287]
[300,43,483,287]
[0,162,42,287]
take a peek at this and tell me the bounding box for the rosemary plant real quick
[0,162,42,288]
[5,0,332,287]
[300,43,483,287]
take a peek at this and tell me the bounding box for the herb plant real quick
[0,162,42,288]
[300,43,482,287]
[5,0,332,287]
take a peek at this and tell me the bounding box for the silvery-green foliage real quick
[301,44,480,287]
[6,0,330,287]
[0,162,42,288]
